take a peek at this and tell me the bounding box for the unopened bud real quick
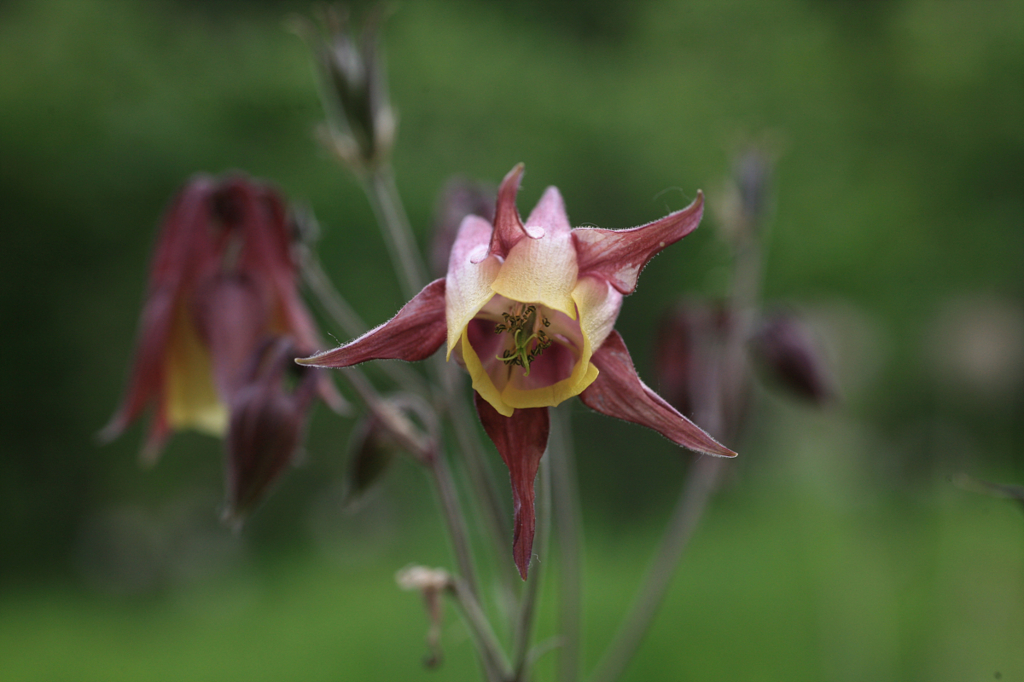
[713,144,776,243]
[749,311,834,405]
[223,338,319,526]
[295,5,395,169]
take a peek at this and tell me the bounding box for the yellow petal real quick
[500,343,599,410]
[459,329,515,417]
[165,302,228,435]
[490,228,578,320]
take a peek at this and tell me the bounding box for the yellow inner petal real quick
[459,297,600,416]
[165,301,228,436]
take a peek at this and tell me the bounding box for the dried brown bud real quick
[396,565,452,668]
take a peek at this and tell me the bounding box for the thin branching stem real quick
[587,457,724,682]
[448,577,513,682]
[362,165,429,299]
[429,448,481,599]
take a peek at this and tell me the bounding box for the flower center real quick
[494,303,552,376]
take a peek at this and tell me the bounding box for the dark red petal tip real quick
[474,393,550,580]
[298,279,448,368]
[488,163,527,260]
[580,331,736,458]
[574,191,704,295]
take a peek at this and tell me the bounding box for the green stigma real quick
[494,304,552,376]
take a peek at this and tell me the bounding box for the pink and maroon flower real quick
[103,174,344,465]
[299,164,735,578]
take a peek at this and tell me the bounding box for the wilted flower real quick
[396,565,453,668]
[300,164,735,578]
[102,174,343,464]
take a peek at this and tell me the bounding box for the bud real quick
[223,338,320,526]
[749,311,834,405]
[429,177,496,278]
[295,5,396,169]
[713,144,776,244]
[345,393,439,505]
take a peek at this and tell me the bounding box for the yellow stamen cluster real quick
[494,304,552,376]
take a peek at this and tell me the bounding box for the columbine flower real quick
[103,174,343,464]
[299,164,735,578]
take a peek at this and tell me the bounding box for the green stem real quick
[448,577,513,682]
[550,405,583,682]
[587,457,724,682]
[429,448,481,600]
[362,165,429,300]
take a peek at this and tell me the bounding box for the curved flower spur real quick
[299,164,736,578]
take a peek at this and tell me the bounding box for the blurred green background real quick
[1,0,1021,680]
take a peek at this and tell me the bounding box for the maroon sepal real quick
[298,279,447,368]
[487,163,527,260]
[100,177,220,447]
[474,393,550,580]
[573,191,704,295]
[580,331,736,458]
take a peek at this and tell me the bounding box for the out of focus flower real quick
[296,5,396,169]
[749,310,835,405]
[713,144,776,243]
[300,164,734,578]
[102,174,343,465]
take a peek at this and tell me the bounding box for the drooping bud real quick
[713,144,776,244]
[223,338,320,526]
[344,394,439,504]
[429,177,496,278]
[748,311,834,405]
[396,565,453,668]
[295,5,396,169]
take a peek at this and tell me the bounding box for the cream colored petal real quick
[490,229,579,320]
[572,275,624,352]
[458,330,515,417]
[446,215,502,357]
